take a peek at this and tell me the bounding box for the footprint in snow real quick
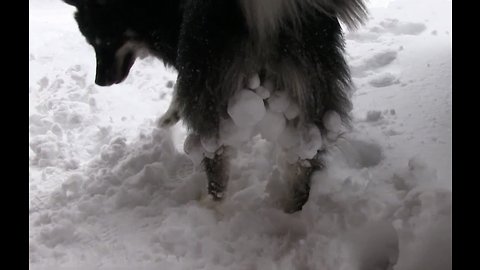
[37,77,49,92]
[165,80,175,88]
[350,50,397,78]
[364,50,398,69]
[378,19,427,36]
[368,72,400,88]
[346,19,426,43]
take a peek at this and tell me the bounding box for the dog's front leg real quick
[158,86,181,128]
[203,146,230,200]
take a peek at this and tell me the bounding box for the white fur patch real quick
[113,41,145,74]
[115,41,143,60]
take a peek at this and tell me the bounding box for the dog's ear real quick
[63,0,79,7]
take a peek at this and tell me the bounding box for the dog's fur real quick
[64,0,367,212]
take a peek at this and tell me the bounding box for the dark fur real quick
[67,0,182,85]
[64,0,366,212]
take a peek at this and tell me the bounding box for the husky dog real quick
[64,0,367,212]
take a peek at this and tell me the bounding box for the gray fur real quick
[239,0,368,40]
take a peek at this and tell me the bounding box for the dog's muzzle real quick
[94,48,136,87]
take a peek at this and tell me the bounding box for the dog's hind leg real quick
[203,146,230,201]
[283,151,325,213]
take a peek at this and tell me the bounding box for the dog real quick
[63,0,367,212]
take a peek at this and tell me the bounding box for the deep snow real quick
[29,0,452,269]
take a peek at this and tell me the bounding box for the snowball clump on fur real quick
[190,72,342,163]
[227,89,266,127]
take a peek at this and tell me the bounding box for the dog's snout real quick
[94,67,113,86]
[93,47,134,86]
[93,48,117,86]
[94,75,110,86]
[94,57,116,86]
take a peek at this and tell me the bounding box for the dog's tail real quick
[239,0,368,37]
[313,0,368,30]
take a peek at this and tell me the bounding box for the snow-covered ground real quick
[29,0,452,269]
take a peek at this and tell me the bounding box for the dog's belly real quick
[183,72,343,166]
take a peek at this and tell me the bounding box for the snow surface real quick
[29,0,452,269]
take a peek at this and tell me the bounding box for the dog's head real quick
[64,0,140,86]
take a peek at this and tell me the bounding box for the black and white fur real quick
[64,0,367,212]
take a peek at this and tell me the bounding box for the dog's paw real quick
[207,181,225,201]
[198,193,223,210]
[157,110,180,128]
